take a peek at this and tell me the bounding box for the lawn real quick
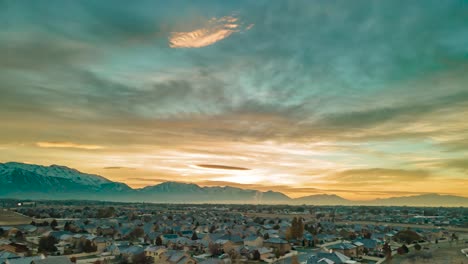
[0,209,32,225]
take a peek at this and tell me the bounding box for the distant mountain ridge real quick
[1,162,467,206]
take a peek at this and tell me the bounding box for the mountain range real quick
[1,162,467,206]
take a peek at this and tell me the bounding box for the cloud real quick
[169,15,253,48]
[330,168,432,185]
[196,164,250,170]
[0,33,97,71]
[441,159,468,171]
[103,166,134,170]
[36,141,104,150]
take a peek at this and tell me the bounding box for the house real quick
[306,251,354,264]
[218,234,243,245]
[327,242,357,258]
[264,238,291,254]
[214,239,235,254]
[0,242,29,257]
[97,225,115,237]
[243,236,263,247]
[93,237,111,253]
[104,243,121,256]
[352,238,381,253]
[158,250,197,264]
[257,247,273,261]
[316,234,338,244]
[145,246,166,261]
[120,245,145,262]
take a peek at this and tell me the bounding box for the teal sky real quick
[1,0,467,200]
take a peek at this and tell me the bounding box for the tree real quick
[209,225,216,233]
[289,217,304,240]
[50,219,58,229]
[0,227,4,237]
[191,232,198,240]
[397,245,409,255]
[382,243,392,259]
[274,248,280,258]
[451,233,458,242]
[117,255,130,264]
[70,257,77,263]
[15,230,24,240]
[132,252,153,264]
[209,243,222,256]
[395,230,421,244]
[127,227,145,241]
[156,236,163,246]
[83,240,97,253]
[152,223,159,232]
[414,244,422,251]
[39,236,58,253]
[263,233,270,240]
[252,250,260,260]
[228,249,241,263]
[64,222,71,231]
[97,207,115,218]
[363,231,372,239]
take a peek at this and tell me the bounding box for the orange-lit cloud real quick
[36,141,104,150]
[169,16,253,48]
[196,164,250,170]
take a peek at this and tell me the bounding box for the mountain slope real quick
[0,162,133,200]
[0,162,111,186]
[294,194,351,205]
[368,193,468,207]
[1,162,467,206]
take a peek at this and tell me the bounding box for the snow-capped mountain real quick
[1,162,467,206]
[0,162,132,200]
[0,162,111,186]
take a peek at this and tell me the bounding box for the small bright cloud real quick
[36,141,104,150]
[169,15,253,48]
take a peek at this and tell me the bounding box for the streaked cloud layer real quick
[0,0,467,200]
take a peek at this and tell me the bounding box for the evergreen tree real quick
[155,236,163,246]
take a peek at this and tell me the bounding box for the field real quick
[0,209,32,225]
[244,212,468,233]
[334,220,468,233]
[389,241,468,264]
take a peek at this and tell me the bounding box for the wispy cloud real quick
[36,141,104,150]
[169,15,253,48]
[196,164,250,170]
[103,166,134,170]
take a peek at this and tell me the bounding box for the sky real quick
[1,0,468,200]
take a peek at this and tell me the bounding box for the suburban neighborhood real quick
[1,201,467,264]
